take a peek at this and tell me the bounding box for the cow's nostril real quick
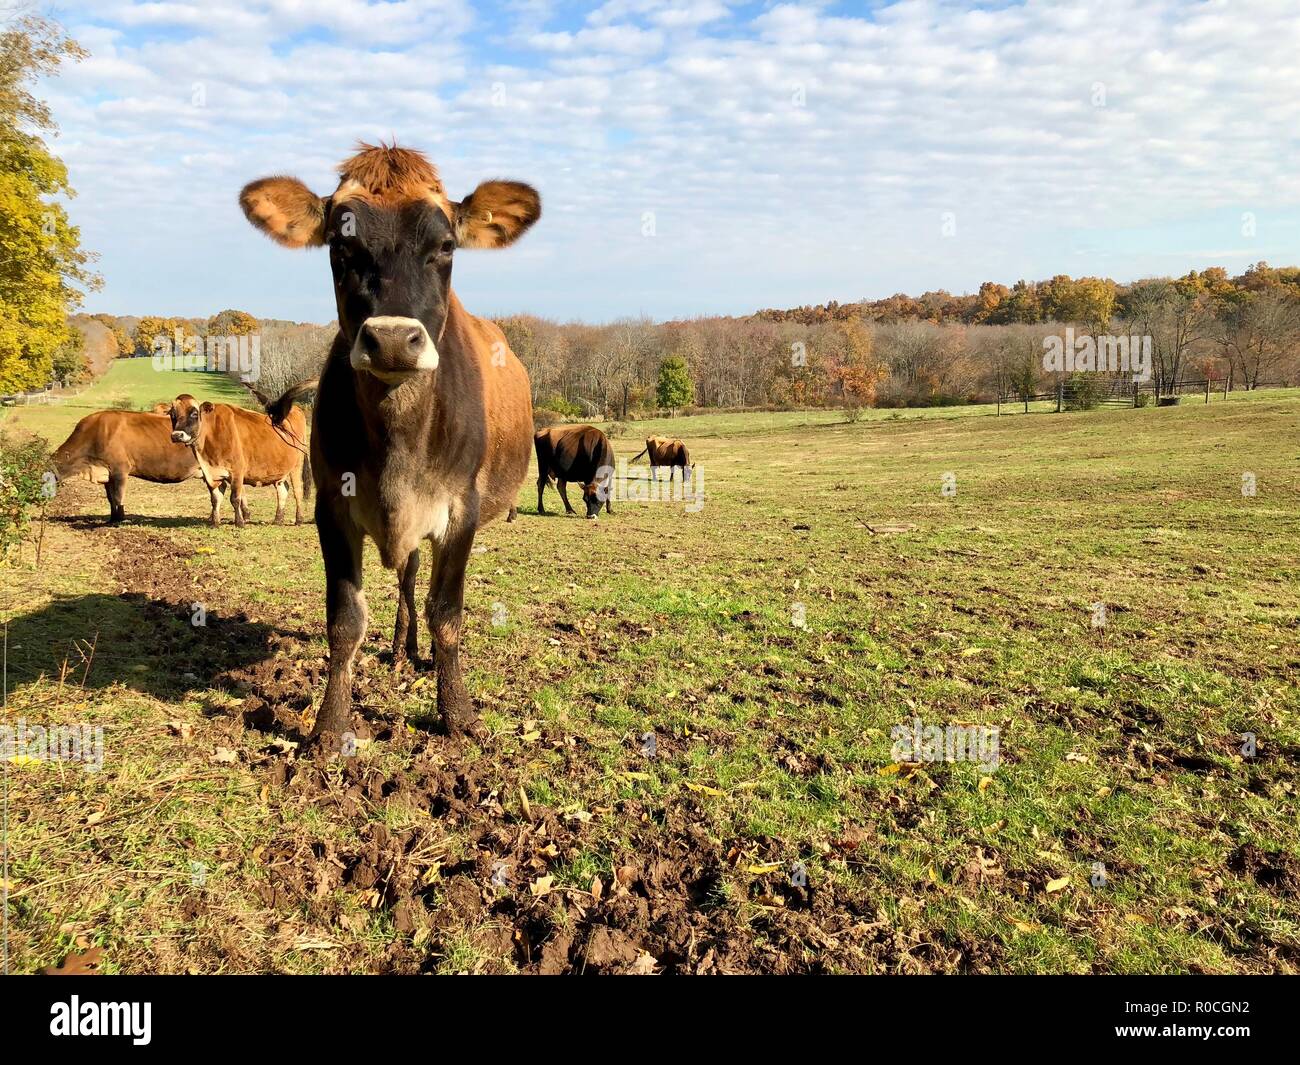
[407,329,422,348]
[361,326,379,354]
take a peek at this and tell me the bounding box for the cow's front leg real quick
[106,469,127,524]
[426,526,479,737]
[210,482,225,526]
[558,480,576,514]
[314,500,366,740]
[392,547,420,666]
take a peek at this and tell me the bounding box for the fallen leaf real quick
[1045,876,1070,893]
[40,947,103,975]
[530,875,555,898]
[628,952,657,975]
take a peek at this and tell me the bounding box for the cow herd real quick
[50,143,696,745]
[52,395,309,526]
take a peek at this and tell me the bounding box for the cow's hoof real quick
[443,714,487,743]
[305,728,356,757]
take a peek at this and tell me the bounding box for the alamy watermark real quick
[890,716,999,772]
[1042,328,1152,382]
[152,330,261,383]
[1,719,104,773]
[596,458,704,512]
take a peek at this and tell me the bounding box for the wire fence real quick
[995,378,1292,414]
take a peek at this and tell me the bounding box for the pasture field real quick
[2,373,1299,974]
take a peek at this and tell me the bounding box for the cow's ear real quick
[240,176,326,249]
[201,402,215,414]
[454,181,540,249]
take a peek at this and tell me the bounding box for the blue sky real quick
[41,0,1300,323]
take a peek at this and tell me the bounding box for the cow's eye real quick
[427,239,454,265]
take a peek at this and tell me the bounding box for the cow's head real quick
[583,465,614,520]
[168,394,214,447]
[238,143,540,385]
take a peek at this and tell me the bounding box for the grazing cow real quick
[534,425,615,519]
[53,409,202,523]
[629,436,694,482]
[167,395,310,527]
[241,142,538,739]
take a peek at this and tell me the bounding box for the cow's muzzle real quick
[171,430,192,444]
[350,316,439,381]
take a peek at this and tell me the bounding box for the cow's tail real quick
[265,377,318,426]
[301,448,313,500]
[629,445,648,464]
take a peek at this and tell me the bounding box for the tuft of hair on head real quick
[337,141,444,201]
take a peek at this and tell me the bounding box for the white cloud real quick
[40,0,1300,321]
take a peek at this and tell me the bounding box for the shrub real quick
[538,394,582,419]
[0,429,53,561]
[111,396,135,410]
[1064,373,1104,411]
[533,407,565,429]
[1134,391,1152,408]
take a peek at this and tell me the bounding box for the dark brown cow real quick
[629,435,694,483]
[53,409,202,523]
[241,142,538,739]
[167,395,310,526]
[534,424,615,519]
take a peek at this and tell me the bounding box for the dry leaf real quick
[530,875,555,898]
[1045,876,1070,893]
[40,947,104,975]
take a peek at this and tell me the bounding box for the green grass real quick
[2,383,1298,973]
[1,358,254,442]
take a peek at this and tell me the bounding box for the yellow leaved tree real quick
[0,13,99,393]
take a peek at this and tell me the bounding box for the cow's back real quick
[55,411,197,483]
[537,424,611,483]
[219,404,306,484]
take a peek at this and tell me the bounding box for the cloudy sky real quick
[40,0,1300,323]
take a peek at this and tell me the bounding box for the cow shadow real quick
[2,591,308,705]
[52,514,218,530]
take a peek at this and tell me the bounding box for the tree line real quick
[88,260,1300,417]
[500,263,1300,416]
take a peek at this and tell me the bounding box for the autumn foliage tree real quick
[0,13,97,392]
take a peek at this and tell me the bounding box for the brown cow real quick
[167,395,310,527]
[53,408,202,523]
[534,424,615,519]
[241,142,538,739]
[630,436,694,483]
